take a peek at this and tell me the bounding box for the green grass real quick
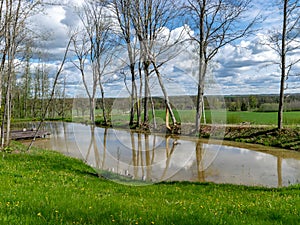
[15,110,300,127]
[217,126,300,151]
[0,142,299,224]
[109,110,300,126]
[207,110,300,125]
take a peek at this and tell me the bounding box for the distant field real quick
[108,110,300,126]
[225,111,300,125]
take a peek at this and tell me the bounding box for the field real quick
[108,110,300,126]
[0,142,299,225]
[225,111,300,125]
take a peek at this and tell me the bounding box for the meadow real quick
[108,109,300,126]
[0,142,299,225]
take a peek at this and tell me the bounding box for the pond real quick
[21,122,300,187]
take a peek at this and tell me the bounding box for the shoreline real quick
[104,122,300,152]
[13,119,300,152]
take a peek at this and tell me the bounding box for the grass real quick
[14,110,300,127]
[221,126,300,151]
[205,110,300,125]
[225,111,300,125]
[0,142,299,225]
[108,110,300,126]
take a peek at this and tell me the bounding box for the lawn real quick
[0,142,299,225]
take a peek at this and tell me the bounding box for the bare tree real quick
[112,0,140,127]
[267,0,300,129]
[0,0,40,147]
[185,0,257,132]
[128,0,183,130]
[72,0,114,125]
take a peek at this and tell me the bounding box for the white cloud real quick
[28,5,72,60]
[24,0,300,97]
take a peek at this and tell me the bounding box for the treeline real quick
[225,94,300,112]
[21,94,299,122]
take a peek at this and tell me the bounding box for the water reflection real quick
[23,122,300,187]
[196,141,205,182]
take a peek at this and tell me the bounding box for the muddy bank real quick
[110,122,300,151]
[198,125,300,151]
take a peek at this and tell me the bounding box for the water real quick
[21,122,300,187]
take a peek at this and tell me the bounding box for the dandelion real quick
[37,212,47,221]
[151,222,155,224]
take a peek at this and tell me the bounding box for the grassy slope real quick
[0,142,299,225]
[198,125,300,151]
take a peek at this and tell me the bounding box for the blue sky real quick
[27,0,300,97]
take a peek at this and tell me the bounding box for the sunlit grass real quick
[13,109,300,127]
[106,109,300,126]
[0,142,299,224]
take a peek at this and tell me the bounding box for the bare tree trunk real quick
[195,63,207,133]
[61,76,66,119]
[143,63,150,124]
[195,0,206,133]
[137,61,143,126]
[2,58,14,147]
[90,97,96,124]
[165,107,170,131]
[129,55,138,126]
[278,0,288,130]
[147,84,157,129]
[99,81,108,125]
[152,61,177,127]
[5,92,11,145]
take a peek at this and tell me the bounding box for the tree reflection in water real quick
[196,140,205,182]
[26,122,300,187]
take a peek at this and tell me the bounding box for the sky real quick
[26,0,300,98]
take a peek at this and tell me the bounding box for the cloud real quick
[210,28,300,95]
[24,0,300,97]
[28,5,71,60]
